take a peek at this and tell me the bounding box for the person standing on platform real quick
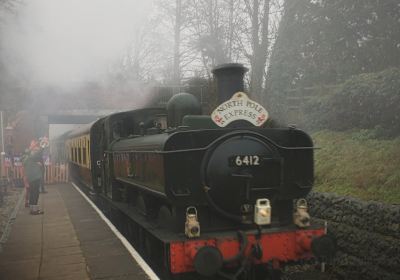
[21,149,31,207]
[23,141,44,215]
[38,151,46,193]
[38,137,48,193]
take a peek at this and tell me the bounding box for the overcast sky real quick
[2,0,153,88]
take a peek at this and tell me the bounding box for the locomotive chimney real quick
[212,63,248,103]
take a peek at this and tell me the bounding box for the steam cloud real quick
[2,0,153,88]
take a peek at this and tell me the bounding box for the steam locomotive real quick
[57,63,335,279]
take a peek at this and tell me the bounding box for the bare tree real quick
[0,0,20,22]
[0,0,25,113]
[152,0,198,84]
[181,0,283,89]
[111,14,170,83]
[121,0,285,92]
[235,0,284,100]
[247,0,269,96]
[183,0,239,79]
[173,0,182,84]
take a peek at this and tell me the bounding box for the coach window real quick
[78,139,82,165]
[82,138,87,166]
[73,141,76,162]
[74,141,77,163]
[87,139,90,166]
[78,139,80,164]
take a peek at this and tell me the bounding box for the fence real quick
[44,163,69,184]
[3,163,69,185]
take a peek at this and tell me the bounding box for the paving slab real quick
[0,185,90,280]
[0,259,39,280]
[0,183,155,280]
[58,183,152,280]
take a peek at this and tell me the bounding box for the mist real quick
[0,4,400,280]
[1,0,153,89]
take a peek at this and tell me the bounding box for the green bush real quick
[305,68,400,137]
[313,130,400,204]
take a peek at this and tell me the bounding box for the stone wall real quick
[306,192,400,280]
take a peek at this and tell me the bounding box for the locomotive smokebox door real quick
[185,207,200,238]
[254,198,271,225]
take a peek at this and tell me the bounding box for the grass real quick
[312,130,400,204]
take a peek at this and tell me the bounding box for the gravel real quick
[0,185,24,250]
[307,191,400,280]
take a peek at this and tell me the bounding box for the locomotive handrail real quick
[116,177,167,198]
[107,130,316,154]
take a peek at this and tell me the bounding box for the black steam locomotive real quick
[59,64,334,279]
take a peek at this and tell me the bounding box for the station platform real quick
[0,183,158,280]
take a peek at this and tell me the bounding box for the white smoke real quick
[2,0,153,88]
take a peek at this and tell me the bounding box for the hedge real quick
[305,67,400,137]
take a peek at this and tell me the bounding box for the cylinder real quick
[212,63,248,103]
